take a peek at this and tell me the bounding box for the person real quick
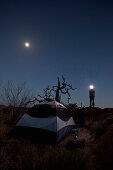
[89,88,95,107]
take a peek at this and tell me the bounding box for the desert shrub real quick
[4,113,13,125]
[0,147,9,170]
[66,104,78,118]
[44,148,89,170]
[45,148,90,170]
[102,116,113,129]
[65,140,85,150]
[0,121,8,139]
[102,108,113,114]
[90,121,105,138]
[18,144,39,170]
[18,143,90,170]
[0,109,13,140]
[76,110,85,127]
[90,114,113,139]
[98,112,113,121]
[85,120,95,129]
[90,124,113,170]
[64,140,77,150]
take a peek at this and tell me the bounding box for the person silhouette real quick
[89,85,95,107]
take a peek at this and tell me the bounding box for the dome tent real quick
[11,100,75,144]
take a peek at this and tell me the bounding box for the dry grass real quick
[84,120,95,129]
[0,137,90,170]
[1,106,113,170]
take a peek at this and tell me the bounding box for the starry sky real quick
[0,0,113,108]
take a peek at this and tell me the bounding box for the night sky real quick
[0,0,113,108]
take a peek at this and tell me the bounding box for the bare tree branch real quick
[52,75,76,103]
[37,86,53,101]
[0,81,33,107]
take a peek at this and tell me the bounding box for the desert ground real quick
[0,105,113,170]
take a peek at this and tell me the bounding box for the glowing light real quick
[89,85,94,90]
[25,42,30,47]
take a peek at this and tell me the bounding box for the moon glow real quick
[25,42,30,47]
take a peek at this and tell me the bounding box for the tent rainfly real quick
[11,100,75,144]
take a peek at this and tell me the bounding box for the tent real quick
[11,100,75,144]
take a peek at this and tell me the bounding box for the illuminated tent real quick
[11,100,75,144]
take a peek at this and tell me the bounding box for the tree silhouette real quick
[37,86,53,101]
[52,75,76,103]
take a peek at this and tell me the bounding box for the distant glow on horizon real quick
[89,85,94,90]
[25,42,30,47]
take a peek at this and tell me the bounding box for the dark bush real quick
[76,110,85,127]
